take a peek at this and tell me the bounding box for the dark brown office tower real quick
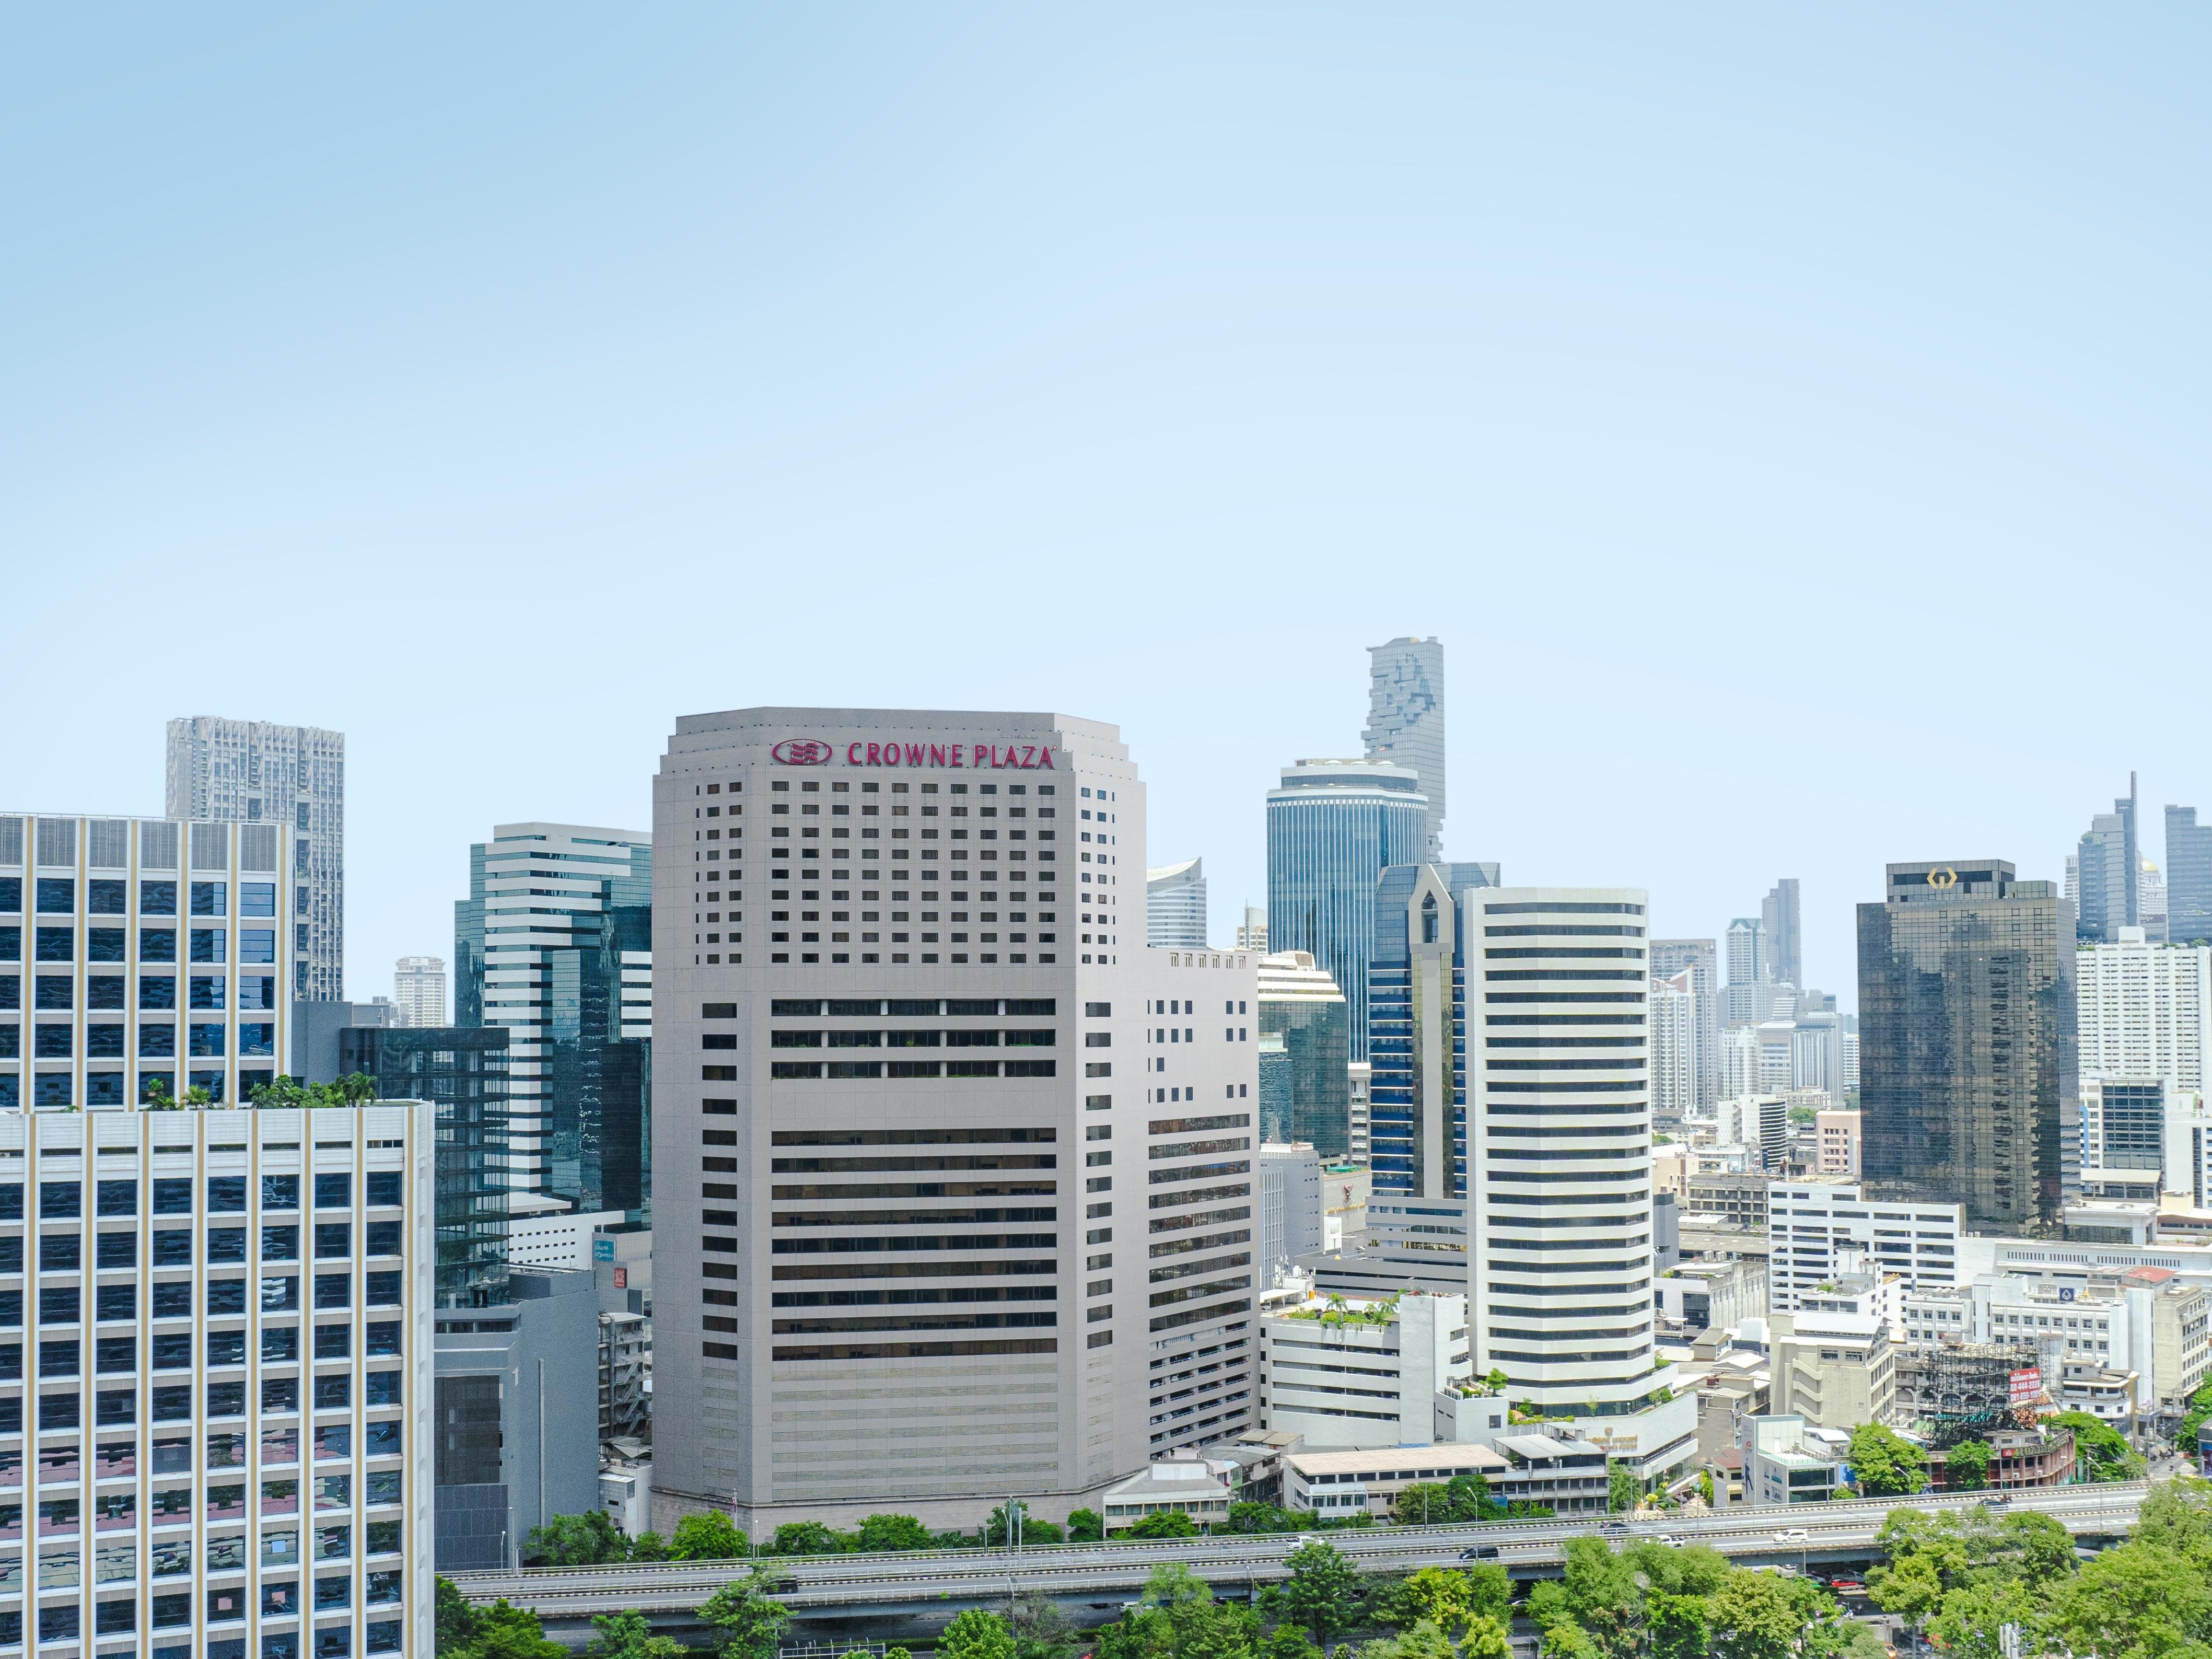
[1858,860,2078,1235]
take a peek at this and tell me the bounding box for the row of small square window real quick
[6,1610,404,1654]
[1,1392,405,1434]
[0,1232,401,1271]
[0,879,280,918]
[0,929,279,964]
[2,1353,401,1402]
[0,1026,275,1060]
[759,952,1058,967]
[0,1073,267,1110]
[1,1177,395,1219]
[0,975,279,1012]
[15,1424,383,1483]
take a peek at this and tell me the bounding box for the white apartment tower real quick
[1466,886,1694,1482]
[166,721,344,1002]
[1363,638,1447,860]
[2077,927,2211,1092]
[649,709,1260,1536]
[1,813,297,1112]
[1649,970,1697,1126]
[391,958,446,1029]
[1146,858,1208,950]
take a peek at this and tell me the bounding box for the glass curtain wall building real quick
[2076,777,2140,944]
[1858,859,2079,1235]
[455,823,652,1223]
[1145,857,1207,949]
[0,813,295,1112]
[166,718,345,1001]
[1266,760,1436,1063]
[2167,805,2212,948]
[1253,951,1350,1155]
[338,1025,511,1306]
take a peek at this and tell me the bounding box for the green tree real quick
[183,1084,214,1107]
[1989,1510,2077,1584]
[1127,1510,1198,1539]
[1644,1592,1710,1659]
[627,1532,672,1562]
[1393,1483,1453,1526]
[1709,1570,1802,1659]
[1225,1501,1298,1534]
[1944,1439,1992,1492]
[1391,1567,1476,1629]
[437,1577,480,1650]
[2054,1411,2149,1482]
[1458,1616,1511,1659]
[1263,1626,1324,1659]
[855,1513,934,1552]
[249,1075,310,1108]
[1007,1592,1081,1659]
[455,1603,570,1659]
[1442,1469,1499,1522]
[2136,1478,2212,1556]
[1606,1460,1638,1513]
[1139,1563,1214,1609]
[1357,1621,1452,1659]
[525,1510,632,1566]
[1696,1469,1715,1506]
[939,1610,1018,1659]
[2054,1540,2212,1659]
[583,1613,684,1659]
[671,1509,751,1561]
[1930,1582,2044,1659]
[1627,1542,1729,1599]
[697,1569,790,1659]
[2180,1383,2212,1452]
[1272,1540,1368,1651]
[1846,1424,1927,1497]
[770,1521,847,1556]
[1065,1508,1104,1542]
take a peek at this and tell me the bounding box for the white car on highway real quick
[1773,1528,1810,1543]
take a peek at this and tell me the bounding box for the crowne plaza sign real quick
[772,737,1058,771]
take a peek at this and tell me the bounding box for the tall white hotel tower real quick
[650,709,1261,1536]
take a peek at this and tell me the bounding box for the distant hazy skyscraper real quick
[167,716,345,999]
[394,955,448,1027]
[1236,904,1268,952]
[1651,938,1720,1111]
[1146,857,1208,948]
[1363,636,1447,858]
[1762,879,1802,988]
[1649,970,1698,1125]
[2139,861,2168,943]
[1859,858,2077,1235]
[1267,759,1436,1063]
[2076,774,2140,943]
[2168,805,2212,947]
[1725,916,1765,987]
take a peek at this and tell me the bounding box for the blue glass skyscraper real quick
[1367,862,1500,1196]
[1266,759,1431,1062]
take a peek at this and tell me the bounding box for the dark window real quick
[239,1022,274,1057]
[189,1023,225,1058]
[262,1377,299,1414]
[152,1231,191,1267]
[0,1184,16,1219]
[313,1376,350,1411]
[189,930,224,963]
[207,1330,247,1366]
[87,880,126,915]
[139,1024,176,1058]
[0,1290,17,1326]
[191,883,227,918]
[364,1371,401,1407]
[0,977,15,1009]
[207,1381,246,1417]
[140,975,177,1009]
[34,879,74,913]
[96,1337,134,1372]
[34,1025,71,1058]
[150,1384,191,1420]
[263,1176,300,1209]
[85,1023,125,1057]
[152,1333,192,1368]
[39,1235,79,1271]
[148,1179,189,1214]
[41,1607,80,1643]
[314,1174,350,1209]
[97,1180,137,1216]
[95,1600,134,1635]
[33,977,69,1010]
[97,1232,135,1270]
[86,974,124,1009]
[150,1283,190,1318]
[0,878,17,911]
[315,1325,350,1360]
[96,1285,134,1321]
[41,1391,79,1427]
[239,975,277,1010]
[38,1288,78,1325]
[208,1228,248,1264]
[190,976,226,1010]
[364,1222,400,1257]
[40,1181,79,1220]
[262,1226,298,1261]
[262,1277,299,1312]
[40,1340,80,1377]
[365,1173,401,1208]
[139,880,177,915]
[207,1177,247,1213]
[34,927,72,961]
[87,928,126,962]
[95,1388,133,1425]
[140,929,177,962]
[32,1074,71,1108]
[316,1274,352,1311]
[262,1326,298,1362]
[364,1323,401,1358]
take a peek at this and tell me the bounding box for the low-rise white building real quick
[1285,1443,1507,1519]
[1259,1291,1466,1448]
[1740,1415,1853,1506]
[1099,1458,1236,1533]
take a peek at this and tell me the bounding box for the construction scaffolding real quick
[1893,1342,2047,1450]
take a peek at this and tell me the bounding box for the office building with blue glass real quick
[0,813,296,1112]
[1266,760,1432,1063]
[455,823,652,1222]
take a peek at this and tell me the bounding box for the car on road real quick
[1773,1528,1810,1543]
[1655,1536,1685,1548]
[1830,1580,1865,1593]
[1600,1520,1628,1535]
[1459,1546,1501,1561]
[1979,1494,2011,1511]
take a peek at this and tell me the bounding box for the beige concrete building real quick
[1817,1109,1861,1178]
[1767,1309,1896,1431]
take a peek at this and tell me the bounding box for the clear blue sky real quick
[5,5,2207,1009]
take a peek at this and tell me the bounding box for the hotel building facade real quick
[648,709,1260,1534]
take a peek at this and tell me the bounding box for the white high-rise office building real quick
[1766,1181,1962,1316]
[649,709,1260,1536]
[1465,885,1694,1483]
[1146,858,1208,949]
[1,813,297,1112]
[0,1103,434,1659]
[2077,927,2211,1093]
[1650,939,1719,1112]
[166,721,344,1001]
[1363,637,1446,860]
[1649,970,1698,1126]
[391,957,446,1028]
